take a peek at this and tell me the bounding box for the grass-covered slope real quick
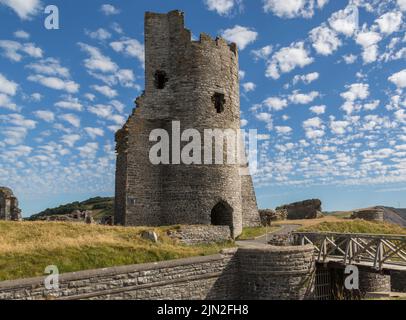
[0,221,233,281]
[28,197,114,221]
[298,219,406,235]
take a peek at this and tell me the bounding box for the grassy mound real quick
[298,219,406,235]
[28,197,114,221]
[237,226,280,240]
[0,221,233,281]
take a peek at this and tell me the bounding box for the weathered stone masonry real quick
[114,11,260,238]
[0,246,316,300]
[0,187,21,221]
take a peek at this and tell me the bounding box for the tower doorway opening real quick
[211,201,233,227]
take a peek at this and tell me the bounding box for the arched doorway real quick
[211,201,233,227]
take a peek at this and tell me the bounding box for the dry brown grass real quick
[0,221,233,281]
[273,215,343,228]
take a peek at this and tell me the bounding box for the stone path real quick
[236,224,301,248]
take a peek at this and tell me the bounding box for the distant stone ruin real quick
[276,199,323,220]
[0,187,22,221]
[351,208,384,222]
[259,209,287,226]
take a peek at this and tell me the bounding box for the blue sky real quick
[0,0,405,216]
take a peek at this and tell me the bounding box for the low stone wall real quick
[0,250,239,300]
[267,234,293,246]
[238,245,315,300]
[166,225,231,244]
[359,270,391,293]
[0,245,317,300]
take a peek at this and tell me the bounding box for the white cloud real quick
[0,113,36,130]
[54,96,83,111]
[263,0,319,19]
[26,58,70,78]
[77,142,99,158]
[310,105,326,114]
[59,114,81,128]
[356,30,382,48]
[85,28,112,41]
[0,93,18,111]
[289,90,319,104]
[398,0,406,11]
[292,72,319,85]
[255,112,273,130]
[0,0,42,19]
[0,73,18,96]
[33,110,54,122]
[251,45,273,60]
[329,5,358,36]
[355,29,382,64]
[78,42,118,73]
[110,38,145,64]
[91,85,117,98]
[30,93,42,101]
[100,4,120,15]
[302,117,325,139]
[343,54,357,64]
[375,11,403,35]
[309,25,341,55]
[61,134,81,147]
[263,97,288,111]
[21,43,42,58]
[364,100,380,111]
[341,83,369,101]
[330,119,350,135]
[88,104,114,119]
[28,75,79,93]
[85,127,104,139]
[275,126,293,134]
[388,69,406,89]
[0,40,43,61]
[221,25,258,50]
[266,42,313,79]
[204,0,242,16]
[242,82,256,92]
[14,30,29,39]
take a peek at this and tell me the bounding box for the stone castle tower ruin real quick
[114,10,260,237]
[0,187,22,221]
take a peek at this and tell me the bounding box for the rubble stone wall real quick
[0,246,316,300]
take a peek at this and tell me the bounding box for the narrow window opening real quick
[212,92,226,113]
[154,70,168,89]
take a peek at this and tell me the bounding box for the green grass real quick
[237,226,281,240]
[0,221,234,281]
[298,219,406,235]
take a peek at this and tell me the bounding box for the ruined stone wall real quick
[166,225,231,245]
[277,199,322,220]
[359,270,391,293]
[0,187,21,221]
[351,209,384,222]
[114,10,260,237]
[237,245,316,300]
[0,246,316,300]
[241,173,261,227]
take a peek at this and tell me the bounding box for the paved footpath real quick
[236,224,301,248]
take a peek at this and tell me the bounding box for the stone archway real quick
[211,201,233,227]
